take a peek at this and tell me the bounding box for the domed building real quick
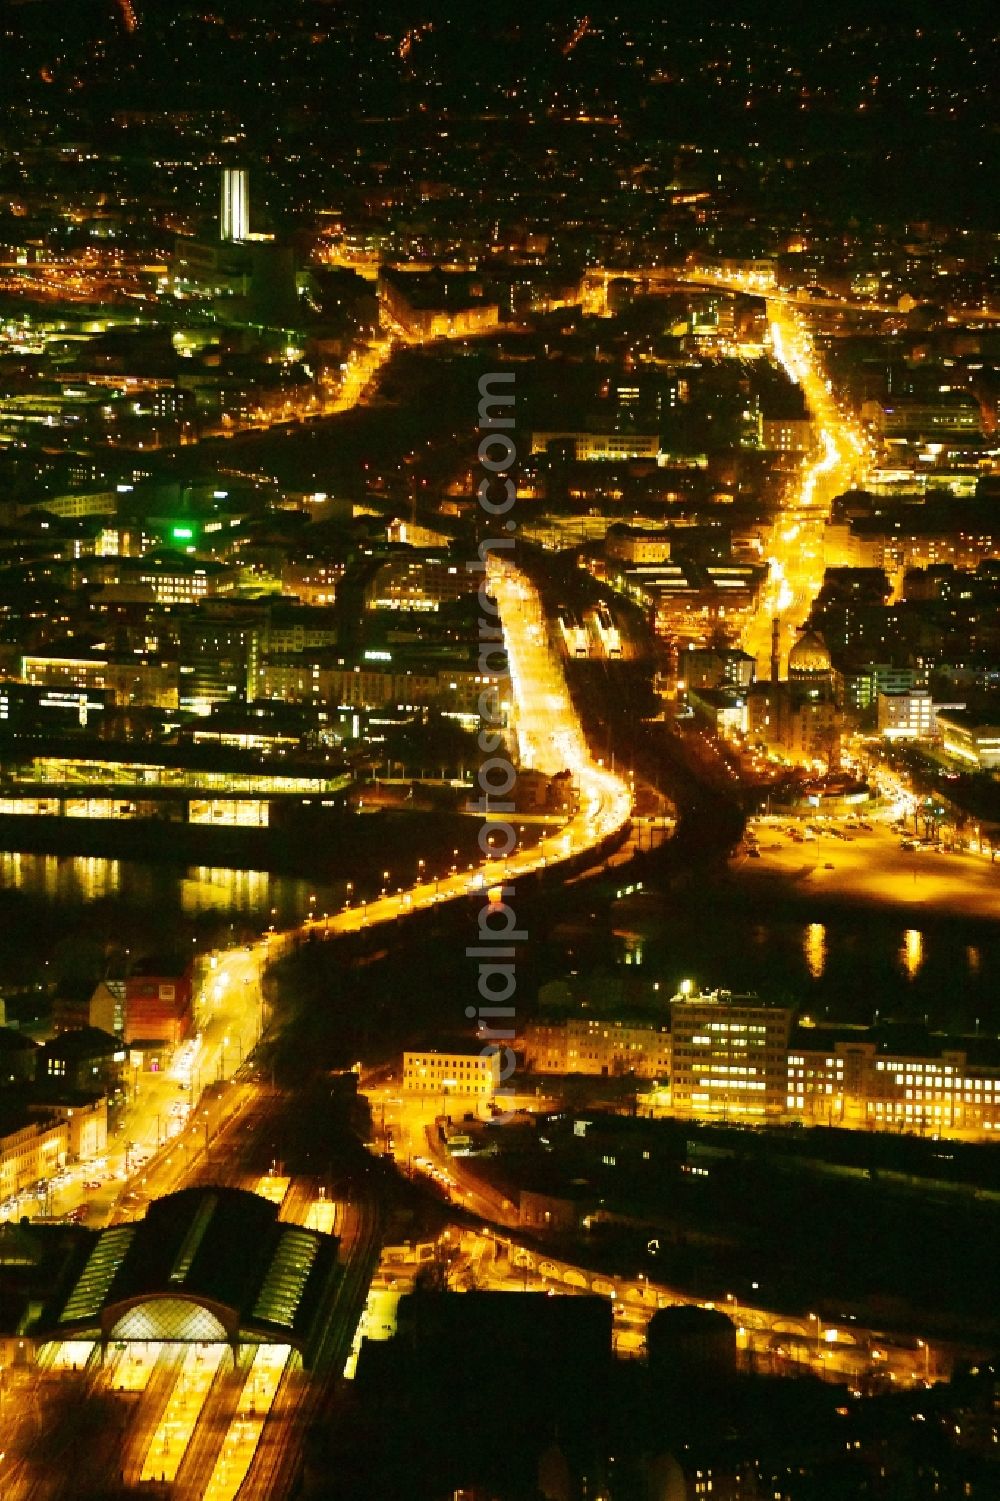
[749,622,841,769]
[787,629,833,682]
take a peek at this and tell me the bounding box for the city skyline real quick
[0,7,998,1499]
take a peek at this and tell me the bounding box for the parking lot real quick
[742,815,1000,919]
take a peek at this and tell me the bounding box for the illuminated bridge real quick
[37,1187,342,1368]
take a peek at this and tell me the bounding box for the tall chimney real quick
[770,616,781,684]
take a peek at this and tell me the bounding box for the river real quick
[618,894,995,1034]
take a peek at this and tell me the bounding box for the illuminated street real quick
[248,558,635,951]
[743,305,870,678]
[1,944,265,1229]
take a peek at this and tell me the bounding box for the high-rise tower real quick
[220,167,249,243]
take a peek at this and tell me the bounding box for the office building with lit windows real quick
[935,710,1000,770]
[667,989,794,1121]
[363,551,475,612]
[530,990,1000,1140]
[524,1017,672,1080]
[785,1022,1000,1135]
[403,1047,500,1102]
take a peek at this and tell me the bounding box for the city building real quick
[762,415,814,452]
[612,559,767,646]
[0,742,351,824]
[256,656,505,725]
[220,167,250,244]
[862,393,983,443]
[840,662,919,718]
[785,1022,1000,1134]
[0,1029,40,1086]
[0,1110,68,1199]
[935,710,1000,769]
[34,1186,340,1366]
[171,167,297,315]
[605,524,673,565]
[523,1016,672,1079]
[0,1096,107,1199]
[876,687,937,739]
[682,646,756,692]
[363,551,473,612]
[402,1046,501,1102]
[687,684,750,736]
[527,984,1000,1139]
[748,627,841,768]
[281,556,346,606]
[826,499,1000,590]
[20,650,180,710]
[378,269,499,340]
[667,988,794,1121]
[88,980,126,1037]
[0,681,112,736]
[39,1028,125,1096]
[530,429,661,463]
[124,959,194,1048]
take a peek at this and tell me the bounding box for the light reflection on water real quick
[1,854,995,1033]
[0,852,335,924]
[180,866,273,915]
[633,908,994,1030]
[0,852,122,903]
[902,928,924,981]
[804,922,826,980]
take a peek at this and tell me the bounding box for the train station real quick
[34,1186,341,1368]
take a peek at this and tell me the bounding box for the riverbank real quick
[0,806,492,881]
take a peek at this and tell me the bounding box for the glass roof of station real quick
[59,1226,136,1324]
[252,1228,319,1329]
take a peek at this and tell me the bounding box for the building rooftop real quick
[790,1020,1000,1068]
[671,987,784,1010]
[41,1186,340,1364]
[40,1026,121,1061]
[788,629,833,676]
[0,1026,40,1054]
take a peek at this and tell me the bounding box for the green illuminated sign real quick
[172,526,194,540]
